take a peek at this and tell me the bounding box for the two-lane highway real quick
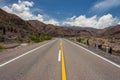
[0,38,120,80]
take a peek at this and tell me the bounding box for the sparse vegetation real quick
[43,35,52,40]
[108,38,115,43]
[0,45,3,51]
[113,50,120,55]
[29,35,52,43]
[18,36,24,42]
[75,36,120,56]
[77,37,90,46]
[98,39,104,44]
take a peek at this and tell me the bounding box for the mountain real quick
[28,20,94,37]
[28,20,75,36]
[0,9,38,43]
[98,25,120,39]
[69,26,101,32]
[82,27,101,32]
[0,8,95,43]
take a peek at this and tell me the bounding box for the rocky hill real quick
[0,8,96,43]
[28,20,94,37]
[0,9,38,43]
[28,20,75,37]
[98,25,120,39]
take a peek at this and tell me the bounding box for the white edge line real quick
[58,50,61,62]
[0,39,57,68]
[65,39,120,68]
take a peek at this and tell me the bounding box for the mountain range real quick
[0,8,120,43]
[98,25,120,39]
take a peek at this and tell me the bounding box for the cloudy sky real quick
[0,0,120,29]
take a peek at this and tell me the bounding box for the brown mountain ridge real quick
[0,9,39,43]
[98,25,120,39]
[28,20,95,37]
[0,8,120,43]
[0,9,94,43]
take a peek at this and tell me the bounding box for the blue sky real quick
[1,0,120,29]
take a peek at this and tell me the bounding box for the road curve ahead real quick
[0,38,120,80]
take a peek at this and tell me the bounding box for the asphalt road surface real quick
[0,38,120,80]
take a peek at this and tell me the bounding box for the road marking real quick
[60,40,67,80]
[58,50,61,62]
[66,39,120,69]
[0,39,57,68]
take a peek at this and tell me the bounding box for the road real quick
[0,38,120,80]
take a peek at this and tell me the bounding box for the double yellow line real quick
[60,40,67,80]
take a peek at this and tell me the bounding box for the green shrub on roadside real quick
[29,35,52,43]
[77,37,85,43]
[29,36,43,43]
[43,35,52,40]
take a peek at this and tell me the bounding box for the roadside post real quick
[106,47,109,53]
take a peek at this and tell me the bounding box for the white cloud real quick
[118,22,120,25]
[92,0,120,11]
[1,0,119,28]
[45,19,60,26]
[63,14,119,29]
[2,0,59,25]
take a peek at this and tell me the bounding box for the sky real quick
[0,0,120,29]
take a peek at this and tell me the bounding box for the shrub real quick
[108,39,115,43]
[33,38,43,43]
[0,45,3,51]
[29,35,52,43]
[113,50,120,53]
[29,36,42,43]
[43,35,52,40]
[18,36,24,42]
[77,38,81,42]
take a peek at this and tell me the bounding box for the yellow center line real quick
[60,39,67,80]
